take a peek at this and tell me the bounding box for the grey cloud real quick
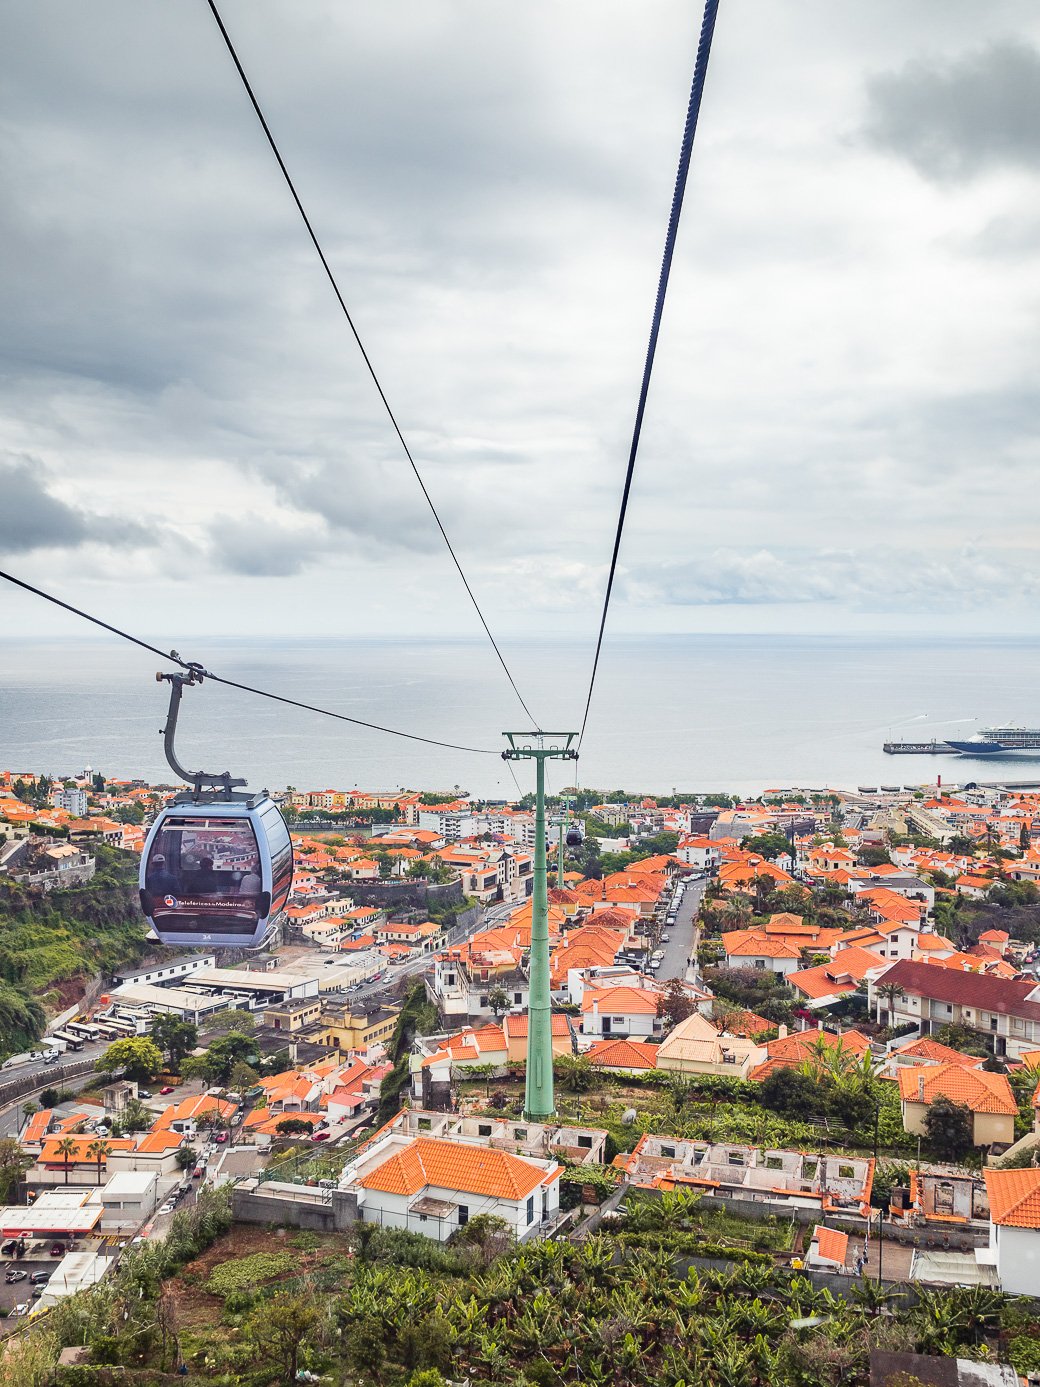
[0,455,152,554]
[206,514,329,577]
[862,40,1040,181]
[627,547,1040,611]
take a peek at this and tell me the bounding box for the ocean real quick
[2,634,1040,801]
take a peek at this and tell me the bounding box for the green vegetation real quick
[0,844,151,1054]
[205,1250,298,1297]
[15,1213,1034,1387]
[94,1036,164,1083]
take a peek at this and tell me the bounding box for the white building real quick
[51,788,88,817]
[100,1171,158,1229]
[340,1132,561,1243]
[983,1167,1040,1296]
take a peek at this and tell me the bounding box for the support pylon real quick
[503,733,578,1120]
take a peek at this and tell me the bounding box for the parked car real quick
[5,1269,27,1283]
[30,1287,44,1300]
[29,1272,50,1286]
[214,1133,228,1144]
[10,1303,28,1318]
[1,1239,16,1256]
[138,1090,153,1099]
[661,934,671,943]
[49,1243,65,1257]
[192,1166,204,1178]
[160,1086,174,1095]
[310,1132,330,1143]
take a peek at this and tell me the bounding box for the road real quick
[657,875,707,983]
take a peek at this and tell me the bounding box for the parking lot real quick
[0,1257,59,1320]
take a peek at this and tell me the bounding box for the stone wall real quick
[231,1180,358,1232]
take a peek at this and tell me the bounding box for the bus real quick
[106,1016,140,1037]
[50,1030,84,1052]
[93,1024,118,1042]
[66,1022,100,1043]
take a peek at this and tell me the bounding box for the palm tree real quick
[55,1135,78,1187]
[86,1138,112,1187]
[876,980,902,1026]
[723,894,753,930]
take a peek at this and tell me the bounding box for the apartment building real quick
[869,958,1040,1059]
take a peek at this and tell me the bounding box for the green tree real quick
[95,1037,164,1083]
[149,1015,198,1071]
[656,977,695,1030]
[742,832,792,861]
[0,1138,32,1200]
[87,1137,112,1186]
[924,1096,974,1161]
[203,1032,258,1083]
[229,1060,260,1093]
[119,1098,151,1133]
[244,1290,320,1384]
[555,1054,594,1093]
[376,851,395,879]
[275,1117,312,1136]
[204,1008,256,1037]
[487,986,510,1018]
[55,1135,78,1187]
[760,1067,825,1117]
[175,1144,197,1170]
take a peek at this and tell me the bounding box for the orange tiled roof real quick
[358,1136,555,1201]
[896,1038,981,1067]
[897,1062,1017,1115]
[984,1167,1040,1229]
[40,1136,134,1165]
[586,1038,659,1070]
[581,985,660,1016]
[23,1109,52,1145]
[812,1225,849,1265]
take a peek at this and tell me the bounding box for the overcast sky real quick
[2,0,1040,652]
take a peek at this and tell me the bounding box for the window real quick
[514,993,522,1005]
[419,1213,428,1223]
[418,1118,432,1131]
[458,1205,469,1226]
[513,1127,527,1140]
[612,1017,626,1027]
[478,1124,493,1137]
[480,996,488,1008]
[660,1145,675,1159]
[754,959,766,969]
[578,1135,592,1149]
[727,1151,745,1166]
[526,1195,535,1224]
[765,1155,782,1171]
[838,1164,855,1180]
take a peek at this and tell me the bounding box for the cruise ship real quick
[945,727,1040,755]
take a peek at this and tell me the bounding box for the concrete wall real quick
[231,1180,359,1232]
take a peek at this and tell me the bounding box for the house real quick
[654,1011,765,1079]
[501,1012,573,1064]
[618,1135,873,1218]
[677,835,722,872]
[896,1065,1017,1149]
[806,1225,849,1271]
[410,1024,509,1107]
[880,1037,983,1078]
[787,946,886,1010]
[719,930,802,976]
[867,957,1040,1058]
[153,1094,237,1139]
[983,1167,1040,1296]
[340,1133,561,1242]
[107,1131,186,1179]
[580,985,662,1039]
[318,1002,400,1053]
[31,1136,136,1190]
[955,874,994,901]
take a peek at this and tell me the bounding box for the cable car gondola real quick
[139,668,293,949]
[565,822,584,848]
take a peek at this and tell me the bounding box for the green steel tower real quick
[502,732,578,1119]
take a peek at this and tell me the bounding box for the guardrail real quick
[0,1058,96,1109]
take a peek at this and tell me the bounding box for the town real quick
[2,768,1040,1381]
